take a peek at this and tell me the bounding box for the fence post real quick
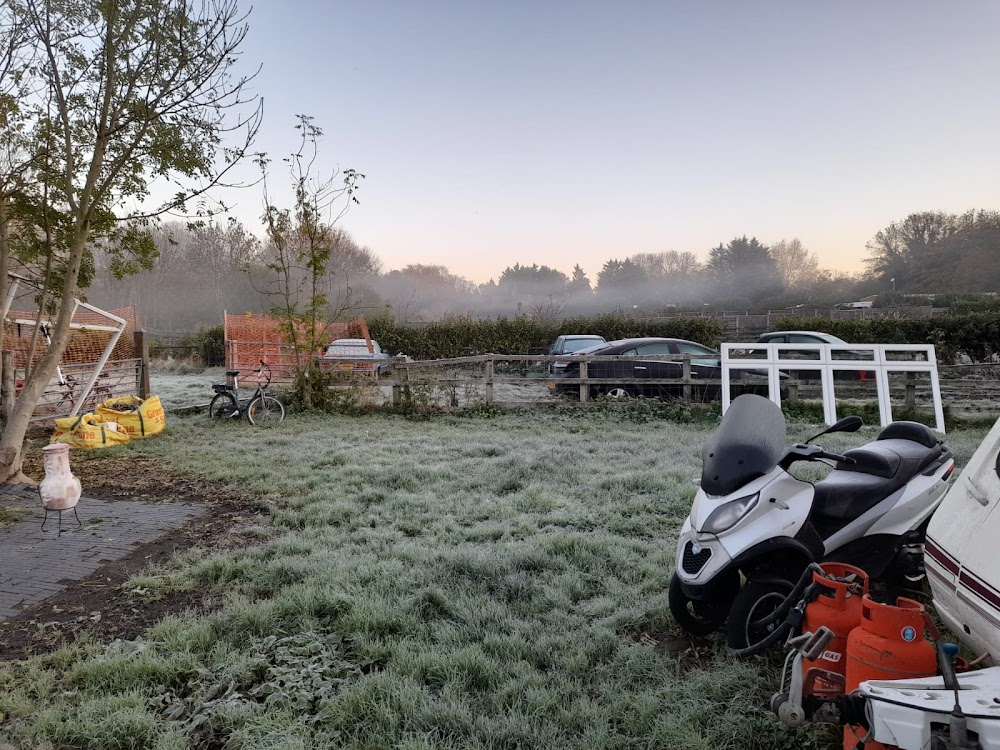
[905,372,916,411]
[485,357,494,404]
[579,360,589,403]
[134,329,150,399]
[1,351,13,425]
[787,381,799,401]
[392,363,402,406]
[682,355,692,401]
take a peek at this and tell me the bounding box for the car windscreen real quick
[700,394,786,496]
[563,338,605,353]
[326,344,371,355]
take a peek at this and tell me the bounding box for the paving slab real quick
[0,483,203,621]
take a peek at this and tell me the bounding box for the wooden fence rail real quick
[379,353,950,411]
[387,353,736,406]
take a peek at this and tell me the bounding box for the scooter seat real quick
[811,438,945,535]
[837,438,944,480]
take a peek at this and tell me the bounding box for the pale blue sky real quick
[222,1,1000,283]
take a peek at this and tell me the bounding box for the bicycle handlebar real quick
[253,361,272,386]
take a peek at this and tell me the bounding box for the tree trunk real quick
[0,198,9,357]
[0,229,88,484]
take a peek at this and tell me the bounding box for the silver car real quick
[547,335,607,374]
[319,338,392,376]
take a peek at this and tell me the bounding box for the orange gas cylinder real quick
[842,596,937,750]
[800,563,869,698]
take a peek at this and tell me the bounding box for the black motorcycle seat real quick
[811,437,944,535]
[876,420,939,449]
[836,438,943,479]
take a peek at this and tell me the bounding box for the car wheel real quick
[605,387,631,399]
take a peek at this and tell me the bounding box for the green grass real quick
[0,505,29,529]
[0,409,991,749]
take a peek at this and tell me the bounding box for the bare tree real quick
[377,264,477,320]
[769,238,820,292]
[255,114,364,408]
[0,0,261,481]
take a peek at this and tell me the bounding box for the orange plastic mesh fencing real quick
[1,305,140,420]
[3,305,137,370]
[224,312,371,383]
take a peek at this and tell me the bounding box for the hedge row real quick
[366,313,725,361]
[194,310,1000,365]
[774,313,1000,364]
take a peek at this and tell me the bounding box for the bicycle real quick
[208,360,285,425]
[60,372,113,413]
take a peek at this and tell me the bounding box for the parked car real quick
[552,337,768,400]
[547,334,607,374]
[755,331,875,381]
[318,338,392,376]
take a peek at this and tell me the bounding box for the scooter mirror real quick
[805,415,864,443]
[831,416,864,433]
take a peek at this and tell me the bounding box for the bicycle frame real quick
[215,363,272,417]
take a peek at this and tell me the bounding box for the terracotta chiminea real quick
[39,443,82,533]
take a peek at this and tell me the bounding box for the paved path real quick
[0,484,203,621]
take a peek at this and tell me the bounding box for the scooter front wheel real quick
[726,579,796,652]
[668,571,739,636]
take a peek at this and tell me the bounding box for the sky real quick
[215,0,1000,284]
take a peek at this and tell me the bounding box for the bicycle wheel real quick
[247,395,284,425]
[209,392,239,419]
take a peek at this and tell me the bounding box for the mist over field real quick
[87,212,1000,333]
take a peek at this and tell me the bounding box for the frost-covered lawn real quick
[0,409,990,750]
[150,366,225,410]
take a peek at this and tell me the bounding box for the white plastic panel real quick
[720,343,945,433]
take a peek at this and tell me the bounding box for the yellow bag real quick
[95,395,166,439]
[51,413,131,449]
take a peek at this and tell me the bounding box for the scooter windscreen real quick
[701,394,786,496]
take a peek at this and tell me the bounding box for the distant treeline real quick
[88,209,1000,332]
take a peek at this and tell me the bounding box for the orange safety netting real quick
[3,305,137,369]
[224,312,371,382]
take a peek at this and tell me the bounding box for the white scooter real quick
[669,393,955,651]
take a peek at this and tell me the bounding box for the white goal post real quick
[3,272,129,417]
[720,342,946,433]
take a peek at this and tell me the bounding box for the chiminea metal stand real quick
[39,497,82,534]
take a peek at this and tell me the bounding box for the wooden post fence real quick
[484,358,494,403]
[134,329,150,399]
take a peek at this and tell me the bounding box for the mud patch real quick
[628,625,714,674]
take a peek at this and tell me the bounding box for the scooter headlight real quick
[702,493,759,534]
